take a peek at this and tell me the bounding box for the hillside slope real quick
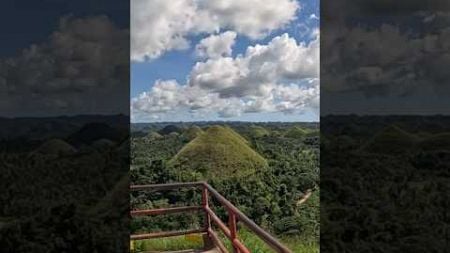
[182,126,204,140]
[362,125,419,154]
[169,125,267,178]
[284,126,312,138]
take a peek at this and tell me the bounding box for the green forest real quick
[0,117,130,252]
[321,115,450,252]
[130,122,320,252]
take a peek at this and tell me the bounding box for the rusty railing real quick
[130,181,292,253]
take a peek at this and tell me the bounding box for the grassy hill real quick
[284,126,311,138]
[67,122,126,146]
[419,133,450,151]
[249,126,270,138]
[146,131,163,140]
[158,125,183,135]
[169,125,267,178]
[182,126,204,140]
[362,125,419,155]
[32,139,77,157]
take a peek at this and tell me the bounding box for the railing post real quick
[202,184,213,249]
[228,209,240,253]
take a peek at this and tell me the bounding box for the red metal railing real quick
[130,182,292,253]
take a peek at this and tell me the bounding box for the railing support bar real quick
[208,228,230,253]
[130,182,292,253]
[228,210,240,253]
[205,206,232,238]
[130,228,206,240]
[202,184,214,249]
[131,206,202,216]
[203,182,292,253]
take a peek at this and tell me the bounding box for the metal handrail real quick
[130,181,204,191]
[130,181,292,253]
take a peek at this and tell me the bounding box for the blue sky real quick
[131,0,319,122]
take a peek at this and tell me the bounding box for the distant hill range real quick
[169,125,268,179]
[67,122,127,146]
[182,126,204,140]
[158,125,183,135]
[131,121,319,133]
[284,126,318,138]
[248,125,270,138]
[0,114,128,140]
[362,124,450,155]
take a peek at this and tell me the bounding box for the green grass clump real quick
[132,234,203,252]
[169,125,267,179]
[131,231,318,253]
[220,228,318,253]
[281,236,319,253]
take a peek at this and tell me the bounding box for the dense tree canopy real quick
[130,123,320,243]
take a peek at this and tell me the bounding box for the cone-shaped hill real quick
[67,122,125,146]
[169,125,267,178]
[419,133,450,151]
[92,138,116,150]
[146,131,163,140]
[221,125,249,144]
[362,125,419,154]
[249,125,270,138]
[182,125,204,140]
[158,125,183,135]
[33,139,77,156]
[284,126,310,138]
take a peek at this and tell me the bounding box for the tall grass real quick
[132,234,203,252]
[131,229,318,253]
[281,236,319,253]
[223,228,318,253]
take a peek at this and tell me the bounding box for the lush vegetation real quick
[132,229,318,253]
[132,235,203,252]
[169,125,268,178]
[321,115,450,252]
[0,116,129,252]
[131,122,319,252]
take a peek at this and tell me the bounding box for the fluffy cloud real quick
[195,31,237,59]
[131,79,244,118]
[318,0,450,116]
[131,0,196,61]
[197,0,300,38]
[190,33,319,98]
[322,19,450,98]
[131,0,300,61]
[131,79,319,120]
[132,33,319,120]
[0,16,129,117]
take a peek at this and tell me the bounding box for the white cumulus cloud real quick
[195,31,237,59]
[132,33,320,120]
[131,0,300,61]
[190,33,319,98]
[0,16,129,117]
[196,0,300,38]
